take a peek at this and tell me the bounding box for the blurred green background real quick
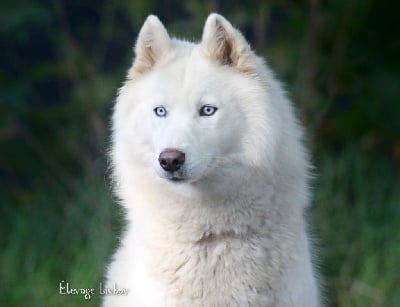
[1,1,399,306]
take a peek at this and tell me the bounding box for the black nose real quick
[158,149,185,172]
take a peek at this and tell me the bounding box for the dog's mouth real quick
[156,157,216,183]
[170,176,185,182]
[161,170,204,184]
[161,171,187,182]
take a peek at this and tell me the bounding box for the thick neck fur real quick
[114,163,306,303]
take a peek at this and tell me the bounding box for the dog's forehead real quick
[149,47,221,102]
[161,46,211,79]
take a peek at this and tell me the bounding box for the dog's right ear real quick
[129,15,171,79]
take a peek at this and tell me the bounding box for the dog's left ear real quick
[201,13,255,73]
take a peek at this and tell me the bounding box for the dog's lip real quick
[170,176,185,182]
[162,172,187,182]
[170,160,216,184]
[157,160,216,183]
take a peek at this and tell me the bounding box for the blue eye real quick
[199,105,218,116]
[154,106,167,117]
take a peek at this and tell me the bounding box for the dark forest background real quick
[1,0,399,306]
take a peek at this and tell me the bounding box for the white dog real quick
[104,13,320,307]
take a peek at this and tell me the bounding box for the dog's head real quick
[113,14,283,188]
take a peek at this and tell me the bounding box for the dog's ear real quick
[129,15,171,78]
[201,13,255,73]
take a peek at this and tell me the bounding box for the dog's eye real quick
[199,105,218,116]
[154,106,167,117]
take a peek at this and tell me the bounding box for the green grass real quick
[1,145,399,306]
[0,170,123,307]
[313,145,400,306]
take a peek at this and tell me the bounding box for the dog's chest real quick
[140,232,286,305]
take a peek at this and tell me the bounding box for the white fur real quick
[103,13,320,307]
